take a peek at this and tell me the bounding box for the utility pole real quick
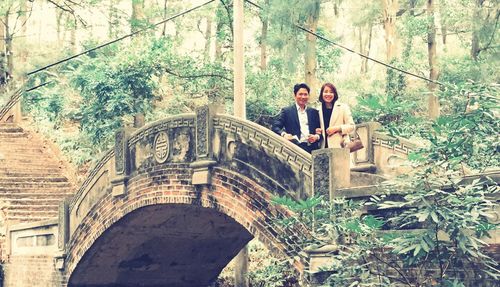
[233,2,248,287]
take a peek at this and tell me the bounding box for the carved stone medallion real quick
[154,132,169,163]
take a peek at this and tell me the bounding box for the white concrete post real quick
[233,1,248,286]
[233,0,245,119]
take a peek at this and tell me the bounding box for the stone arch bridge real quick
[2,104,445,286]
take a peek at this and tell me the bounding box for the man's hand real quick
[307,134,319,143]
[283,133,294,141]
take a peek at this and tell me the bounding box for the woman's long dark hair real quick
[318,82,339,109]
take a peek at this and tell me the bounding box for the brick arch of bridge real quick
[62,105,316,286]
[65,167,300,286]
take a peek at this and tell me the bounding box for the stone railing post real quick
[353,122,381,166]
[55,199,70,270]
[111,128,131,196]
[190,104,224,185]
[0,87,23,123]
[312,148,350,200]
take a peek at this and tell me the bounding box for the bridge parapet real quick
[62,107,405,255]
[371,131,422,177]
[213,114,313,199]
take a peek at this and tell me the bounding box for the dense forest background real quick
[0,1,498,285]
[0,0,497,171]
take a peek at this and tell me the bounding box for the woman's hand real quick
[315,128,322,135]
[326,126,341,136]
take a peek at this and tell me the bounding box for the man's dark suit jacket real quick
[272,105,322,150]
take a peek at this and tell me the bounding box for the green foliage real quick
[316,28,343,83]
[248,257,297,287]
[263,0,322,73]
[246,59,298,126]
[439,55,499,84]
[273,81,499,285]
[431,82,499,170]
[72,42,158,147]
[385,59,407,99]
[352,89,426,138]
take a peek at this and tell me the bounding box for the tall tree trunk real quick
[68,15,77,53]
[359,24,373,74]
[161,0,168,36]
[470,0,484,60]
[304,0,320,98]
[427,0,440,119]
[131,0,145,32]
[214,7,224,61]
[204,16,212,61]
[19,0,29,68]
[259,0,269,71]
[0,12,6,85]
[381,0,399,62]
[108,0,118,38]
[401,0,415,66]
[441,24,447,45]
[56,10,64,47]
[3,6,13,83]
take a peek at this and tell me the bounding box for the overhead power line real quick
[244,0,444,87]
[27,0,215,77]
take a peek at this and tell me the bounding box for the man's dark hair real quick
[293,83,310,95]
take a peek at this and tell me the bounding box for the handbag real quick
[341,131,364,153]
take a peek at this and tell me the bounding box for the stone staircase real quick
[0,122,75,225]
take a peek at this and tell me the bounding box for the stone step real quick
[0,176,69,183]
[0,133,27,138]
[0,144,46,149]
[0,182,71,188]
[0,154,60,159]
[0,165,63,171]
[0,187,72,193]
[0,168,66,174]
[0,171,71,178]
[0,192,73,199]
[351,164,377,173]
[0,163,63,169]
[0,147,48,151]
[0,126,23,133]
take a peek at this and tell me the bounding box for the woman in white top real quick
[316,82,355,148]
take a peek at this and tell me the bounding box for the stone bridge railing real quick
[26,105,424,257]
[4,103,498,286]
[58,105,319,253]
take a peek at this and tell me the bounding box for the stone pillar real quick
[190,104,223,185]
[56,199,69,271]
[234,246,249,287]
[58,200,69,251]
[111,128,131,196]
[312,148,350,200]
[300,245,338,286]
[11,100,21,123]
[133,113,145,128]
[365,122,381,164]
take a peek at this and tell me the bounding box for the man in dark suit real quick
[272,83,322,153]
